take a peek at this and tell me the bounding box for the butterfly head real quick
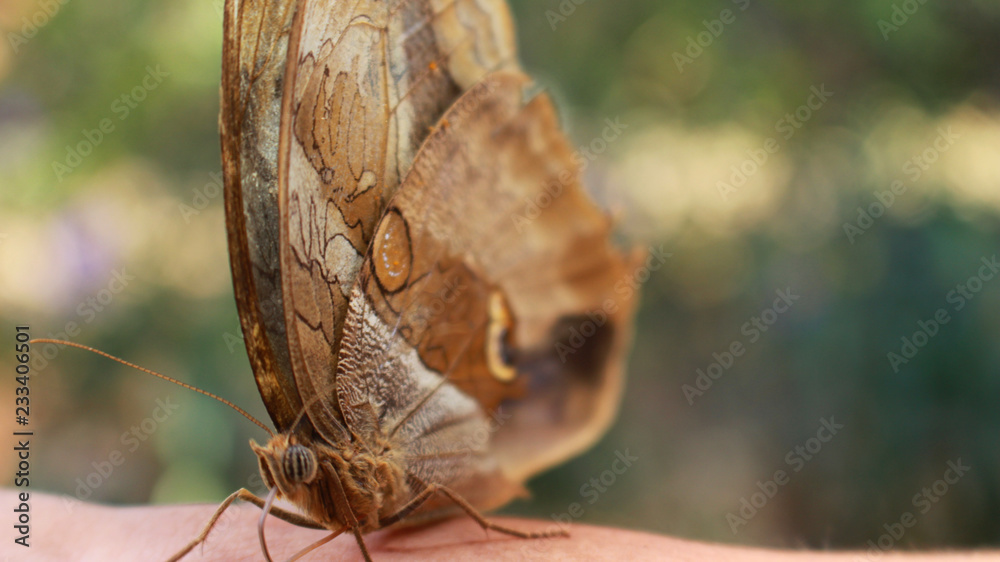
[250,432,398,532]
[250,434,320,500]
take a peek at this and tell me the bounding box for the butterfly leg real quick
[381,477,569,540]
[166,487,323,562]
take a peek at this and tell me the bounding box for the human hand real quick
[7,490,999,561]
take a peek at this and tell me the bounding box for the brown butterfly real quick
[44,0,640,560]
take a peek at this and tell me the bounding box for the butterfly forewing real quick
[222,0,303,431]
[275,0,520,443]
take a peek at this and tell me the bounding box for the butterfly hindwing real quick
[333,72,640,519]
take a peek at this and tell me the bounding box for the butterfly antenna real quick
[30,339,274,437]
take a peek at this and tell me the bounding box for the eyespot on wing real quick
[372,208,412,294]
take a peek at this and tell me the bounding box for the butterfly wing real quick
[334,71,640,519]
[224,0,518,434]
[277,0,519,442]
[222,0,303,431]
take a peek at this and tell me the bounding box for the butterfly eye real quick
[486,291,518,383]
[283,444,318,484]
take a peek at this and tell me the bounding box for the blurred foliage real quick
[1,0,998,551]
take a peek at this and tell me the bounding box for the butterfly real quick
[89,0,640,559]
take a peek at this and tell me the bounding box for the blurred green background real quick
[2,0,999,552]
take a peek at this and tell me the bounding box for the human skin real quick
[6,491,999,561]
